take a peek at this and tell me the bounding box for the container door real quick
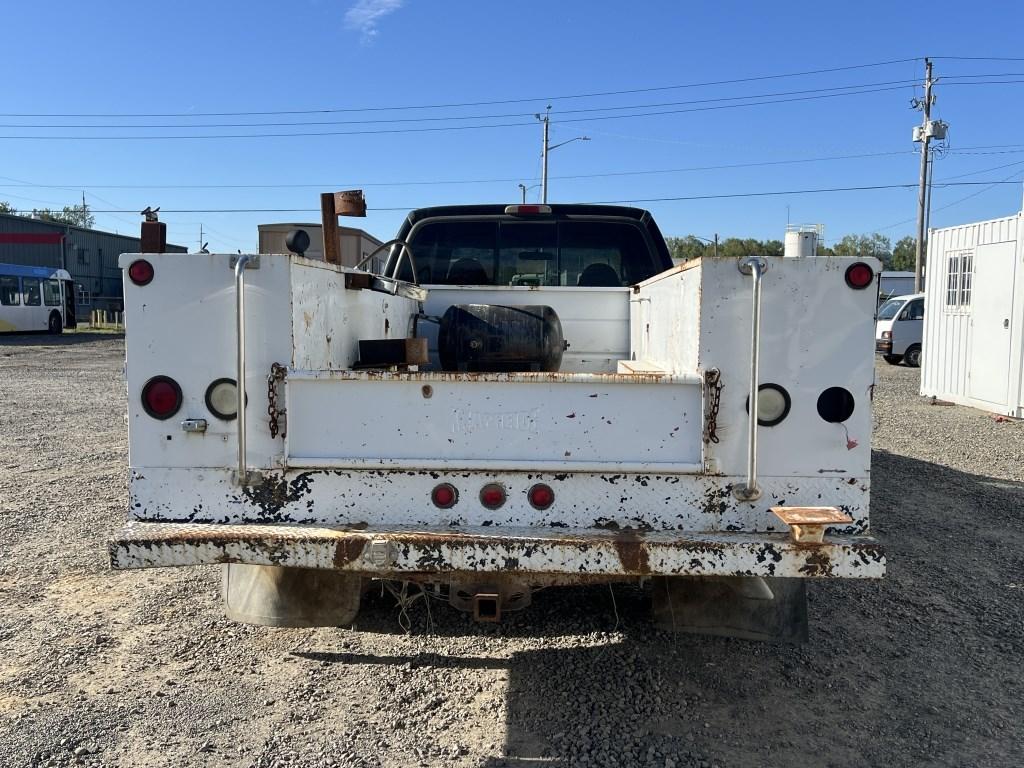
[969,242,1016,405]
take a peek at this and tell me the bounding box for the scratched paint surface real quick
[110,521,885,579]
[127,467,871,534]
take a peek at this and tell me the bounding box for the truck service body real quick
[110,204,884,638]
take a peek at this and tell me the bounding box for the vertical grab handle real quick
[234,254,253,485]
[735,257,766,502]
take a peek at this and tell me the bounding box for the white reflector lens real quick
[205,378,239,420]
[745,383,791,427]
[758,388,788,423]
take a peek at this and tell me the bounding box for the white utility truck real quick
[110,204,885,642]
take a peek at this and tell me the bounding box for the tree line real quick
[0,200,95,229]
[665,233,916,271]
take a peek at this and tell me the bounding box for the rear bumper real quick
[109,522,885,579]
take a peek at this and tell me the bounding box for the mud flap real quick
[650,576,808,643]
[222,564,362,627]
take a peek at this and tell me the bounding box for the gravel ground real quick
[1,334,1021,768]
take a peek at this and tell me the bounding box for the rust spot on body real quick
[614,530,650,574]
[799,550,833,577]
[333,537,368,568]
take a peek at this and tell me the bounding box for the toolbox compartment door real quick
[284,370,704,473]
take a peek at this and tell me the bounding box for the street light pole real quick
[518,183,540,204]
[692,234,719,259]
[535,106,589,204]
[540,107,550,204]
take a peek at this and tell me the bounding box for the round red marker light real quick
[845,262,874,290]
[480,483,506,510]
[128,259,155,286]
[528,483,555,511]
[431,483,458,509]
[141,375,182,420]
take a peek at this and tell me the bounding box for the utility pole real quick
[914,58,934,293]
[519,184,528,204]
[199,223,204,253]
[539,106,550,204]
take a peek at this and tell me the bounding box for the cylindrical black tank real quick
[438,304,564,372]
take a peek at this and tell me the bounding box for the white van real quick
[875,292,924,367]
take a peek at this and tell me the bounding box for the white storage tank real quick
[784,225,820,258]
[920,210,1024,417]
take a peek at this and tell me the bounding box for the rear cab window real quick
[395,212,666,287]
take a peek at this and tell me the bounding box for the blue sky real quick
[2,0,1023,252]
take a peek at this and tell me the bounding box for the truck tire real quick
[903,344,921,368]
[883,354,902,365]
[48,311,63,334]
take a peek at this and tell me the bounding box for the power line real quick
[942,79,1024,86]
[0,85,927,140]
[942,72,1024,78]
[0,57,923,118]
[54,179,1024,214]
[591,180,1024,205]
[935,158,1024,181]
[0,150,920,190]
[873,168,1024,231]
[6,76,1022,141]
[932,56,1024,62]
[0,80,924,130]
[6,145,1019,191]
[929,170,1024,215]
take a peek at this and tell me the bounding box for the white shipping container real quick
[920,211,1024,417]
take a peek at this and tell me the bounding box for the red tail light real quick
[128,259,154,286]
[480,483,506,510]
[845,262,874,289]
[141,375,182,419]
[431,483,458,509]
[528,483,555,510]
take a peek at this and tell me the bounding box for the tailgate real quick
[284,370,705,473]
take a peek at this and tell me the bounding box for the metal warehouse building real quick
[921,210,1024,417]
[0,213,186,312]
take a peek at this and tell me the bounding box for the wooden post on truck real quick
[320,190,367,266]
[139,206,166,253]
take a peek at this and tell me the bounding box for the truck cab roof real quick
[885,292,925,303]
[401,203,654,224]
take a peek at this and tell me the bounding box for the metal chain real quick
[704,368,723,444]
[267,363,287,439]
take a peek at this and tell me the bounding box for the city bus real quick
[0,263,77,333]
